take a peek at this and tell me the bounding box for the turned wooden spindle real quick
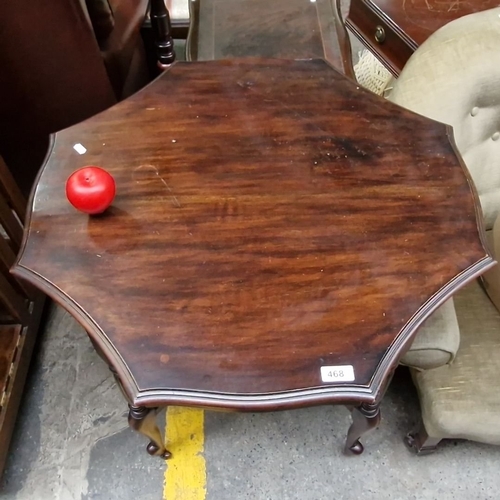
[150,0,175,69]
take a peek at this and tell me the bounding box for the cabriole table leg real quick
[344,403,381,454]
[128,405,172,459]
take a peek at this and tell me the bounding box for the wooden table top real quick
[13,59,493,410]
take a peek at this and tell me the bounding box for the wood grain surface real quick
[13,59,493,409]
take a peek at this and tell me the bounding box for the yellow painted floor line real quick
[163,407,206,500]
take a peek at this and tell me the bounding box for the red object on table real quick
[66,166,116,214]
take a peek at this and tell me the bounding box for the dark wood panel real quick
[0,297,46,477]
[347,0,415,75]
[0,0,117,195]
[0,325,19,397]
[0,154,47,479]
[14,59,492,410]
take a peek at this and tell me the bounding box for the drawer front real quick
[346,0,416,76]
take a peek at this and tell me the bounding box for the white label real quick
[321,365,355,382]
[73,143,87,155]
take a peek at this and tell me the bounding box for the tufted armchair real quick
[382,7,500,453]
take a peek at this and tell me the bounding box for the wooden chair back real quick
[0,156,33,324]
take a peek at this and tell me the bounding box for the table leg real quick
[87,336,172,459]
[331,0,355,80]
[128,405,172,459]
[344,402,380,454]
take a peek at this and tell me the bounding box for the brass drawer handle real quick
[374,25,386,43]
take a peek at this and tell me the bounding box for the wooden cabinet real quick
[346,0,500,76]
[0,156,45,478]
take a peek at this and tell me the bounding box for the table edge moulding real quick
[12,231,495,410]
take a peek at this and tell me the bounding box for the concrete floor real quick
[1,302,500,500]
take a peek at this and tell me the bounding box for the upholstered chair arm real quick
[387,7,500,231]
[400,299,460,371]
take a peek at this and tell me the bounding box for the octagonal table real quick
[12,59,494,458]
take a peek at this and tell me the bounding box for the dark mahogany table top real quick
[13,59,493,410]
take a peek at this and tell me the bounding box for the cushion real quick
[400,298,460,370]
[411,280,500,444]
[354,49,392,96]
[387,8,500,230]
[166,0,190,24]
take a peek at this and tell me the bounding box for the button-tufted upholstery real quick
[387,7,500,231]
[385,7,500,452]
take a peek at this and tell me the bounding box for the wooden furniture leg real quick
[150,0,176,68]
[405,421,441,455]
[344,403,381,454]
[128,405,172,459]
[331,0,355,80]
[87,337,172,459]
